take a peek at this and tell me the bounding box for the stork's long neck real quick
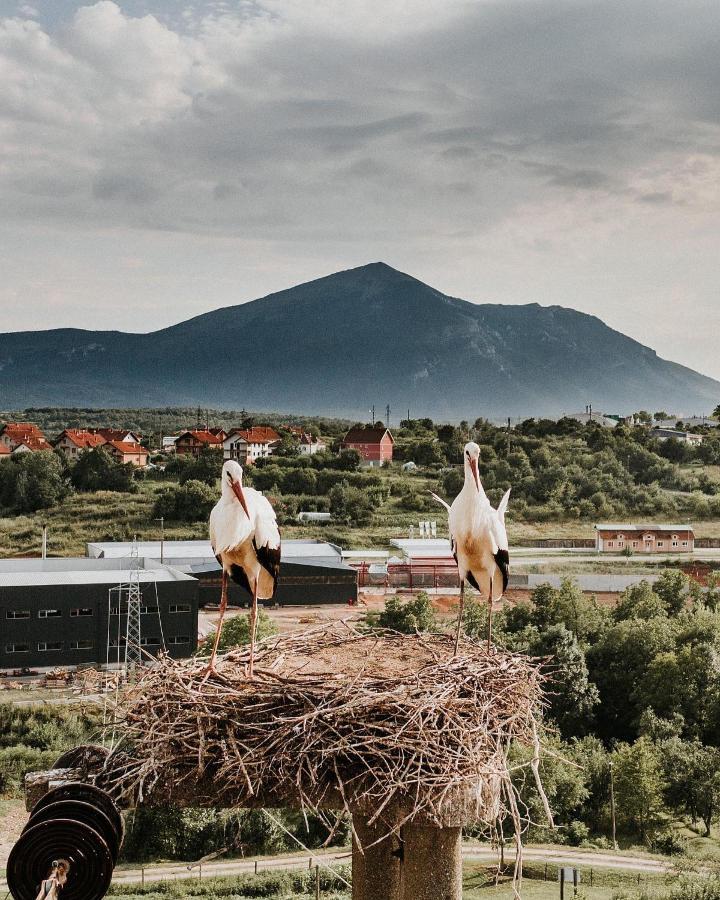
[464,461,488,502]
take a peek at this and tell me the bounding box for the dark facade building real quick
[0,558,198,672]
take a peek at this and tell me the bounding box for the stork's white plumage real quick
[206,459,281,677]
[431,442,510,652]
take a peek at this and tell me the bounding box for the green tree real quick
[613,581,666,622]
[612,738,665,841]
[153,479,216,522]
[178,448,223,486]
[528,625,599,737]
[0,450,69,512]
[328,480,375,524]
[372,592,437,633]
[70,447,136,492]
[654,569,692,615]
[197,608,278,655]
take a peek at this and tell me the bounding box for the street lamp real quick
[609,759,618,850]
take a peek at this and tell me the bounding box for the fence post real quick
[315,864,320,900]
[544,863,547,881]
[199,863,202,882]
[141,868,145,888]
[309,856,313,870]
[254,860,258,875]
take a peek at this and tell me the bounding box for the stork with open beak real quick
[206,460,281,677]
[431,442,510,652]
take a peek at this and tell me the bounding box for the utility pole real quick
[386,404,391,428]
[370,405,375,426]
[155,517,165,564]
[41,524,48,560]
[506,417,511,455]
[124,541,143,679]
[609,759,618,850]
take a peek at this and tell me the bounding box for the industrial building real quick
[0,557,198,673]
[87,539,358,607]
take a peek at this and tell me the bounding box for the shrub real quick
[153,480,216,522]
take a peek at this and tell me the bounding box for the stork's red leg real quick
[453,579,465,655]
[204,569,228,675]
[248,576,259,679]
[487,573,494,652]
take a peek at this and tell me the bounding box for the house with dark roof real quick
[341,426,394,465]
[175,430,224,457]
[88,428,143,444]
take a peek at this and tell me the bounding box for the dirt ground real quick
[0,799,28,868]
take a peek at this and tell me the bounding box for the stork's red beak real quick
[231,479,250,518]
[470,457,480,491]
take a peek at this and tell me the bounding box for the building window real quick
[6,643,29,653]
[6,610,31,619]
[617,534,625,540]
[38,609,61,618]
[682,541,689,547]
[169,604,191,614]
[140,636,161,646]
[657,541,664,548]
[70,640,94,650]
[70,608,93,617]
[632,541,639,548]
[672,534,679,541]
[672,541,679,547]
[617,541,624,548]
[109,637,126,647]
[168,636,189,645]
[38,642,62,652]
[607,541,614,548]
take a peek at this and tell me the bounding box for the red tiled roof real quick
[56,429,106,449]
[342,427,394,445]
[106,440,147,455]
[177,430,224,445]
[89,428,141,442]
[0,444,11,455]
[228,426,281,444]
[15,436,53,452]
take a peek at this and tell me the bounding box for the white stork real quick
[431,441,510,652]
[206,459,281,677]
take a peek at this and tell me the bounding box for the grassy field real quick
[2,465,720,558]
[98,863,671,900]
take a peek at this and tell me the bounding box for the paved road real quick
[8,843,662,891]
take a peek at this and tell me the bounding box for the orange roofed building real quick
[0,423,52,454]
[594,523,695,553]
[54,429,107,459]
[341,426,394,466]
[104,440,149,467]
[223,426,281,464]
[175,430,225,457]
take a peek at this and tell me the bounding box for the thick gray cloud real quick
[0,0,719,393]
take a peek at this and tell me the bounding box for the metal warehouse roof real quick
[0,557,194,587]
[189,556,355,576]
[510,573,660,592]
[87,539,343,561]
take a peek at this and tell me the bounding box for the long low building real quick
[87,539,358,607]
[0,558,198,673]
[594,524,695,553]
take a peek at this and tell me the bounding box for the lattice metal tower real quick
[124,542,143,674]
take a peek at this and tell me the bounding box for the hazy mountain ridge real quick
[0,263,717,419]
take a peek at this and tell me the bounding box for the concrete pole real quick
[400,825,462,900]
[352,815,402,900]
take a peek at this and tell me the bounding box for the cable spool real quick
[23,801,121,864]
[6,819,114,900]
[31,785,124,851]
[53,745,110,773]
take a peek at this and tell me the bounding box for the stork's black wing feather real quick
[254,538,281,592]
[494,548,510,592]
[229,563,252,596]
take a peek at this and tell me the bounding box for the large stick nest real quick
[105,623,546,833]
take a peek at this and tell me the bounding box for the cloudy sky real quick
[1,0,719,380]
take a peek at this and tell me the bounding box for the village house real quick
[0,423,53,454]
[104,440,149,467]
[87,428,142,444]
[175,430,225,457]
[286,425,326,456]
[649,427,704,445]
[0,444,11,461]
[341,426,394,466]
[53,429,106,459]
[594,523,695,553]
[223,426,281,464]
